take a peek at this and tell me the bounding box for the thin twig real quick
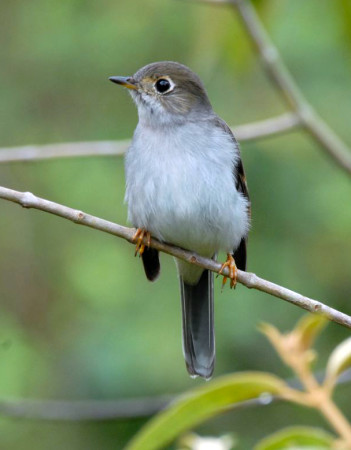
[0,113,300,163]
[0,393,273,421]
[234,112,300,141]
[1,185,351,329]
[0,396,172,421]
[0,140,130,163]
[181,0,351,175]
[230,0,351,175]
[1,369,350,421]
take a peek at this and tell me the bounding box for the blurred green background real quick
[0,0,351,448]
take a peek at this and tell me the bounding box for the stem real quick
[318,396,351,445]
[284,347,351,445]
[304,371,351,444]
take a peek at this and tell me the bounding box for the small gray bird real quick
[110,62,250,379]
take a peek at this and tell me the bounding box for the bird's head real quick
[109,61,213,126]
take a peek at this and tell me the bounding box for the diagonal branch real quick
[181,0,351,176]
[0,113,300,163]
[1,185,351,329]
[230,0,351,175]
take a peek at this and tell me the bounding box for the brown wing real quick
[213,116,251,271]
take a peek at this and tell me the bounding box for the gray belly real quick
[125,131,250,256]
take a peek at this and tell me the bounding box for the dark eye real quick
[155,78,171,93]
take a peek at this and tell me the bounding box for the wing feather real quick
[213,117,250,271]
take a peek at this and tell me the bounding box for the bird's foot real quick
[219,253,237,289]
[132,228,151,257]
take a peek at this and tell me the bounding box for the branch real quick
[230,0,351,175]
[0,396,172,421]
[234,112,300,141]
[0,393,273,421]
[181,0,351,176]
[0,139,130,163]
[1,185,351,330]
[1,369,350,421]
[0,113,300,163]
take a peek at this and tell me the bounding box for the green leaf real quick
[325,337,351,389]
[125,372,288,450]
[254,426,335,450]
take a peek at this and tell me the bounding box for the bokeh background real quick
[1,0,351,448]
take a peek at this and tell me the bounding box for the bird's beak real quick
[109,76,138,90]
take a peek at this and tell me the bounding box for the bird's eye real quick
[155,78,171,93]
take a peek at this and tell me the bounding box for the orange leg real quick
[132,228,151,256]
[219,253,238,289]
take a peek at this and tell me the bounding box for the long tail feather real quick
[180,269,215,380]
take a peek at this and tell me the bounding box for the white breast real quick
[125,121,250,256]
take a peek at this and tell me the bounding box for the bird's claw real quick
[219,253,237,289]
[132,228,151,256]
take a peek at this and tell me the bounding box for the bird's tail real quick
[180,269,215,380]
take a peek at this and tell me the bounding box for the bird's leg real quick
[219,253,237,289]
[132,228,151,256]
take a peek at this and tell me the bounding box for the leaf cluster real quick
[126,314,351,449]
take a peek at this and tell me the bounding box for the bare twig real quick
[234,112,300,141]
[181,0,351,175]
[0,113,300,163]
[0,393,270,421]
[1,185,351,329]
[229,0,351,175]
[0,140,130,163]
[0,396,172,421]
[0,368,350,421]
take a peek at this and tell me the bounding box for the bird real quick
[109,61,250,380]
